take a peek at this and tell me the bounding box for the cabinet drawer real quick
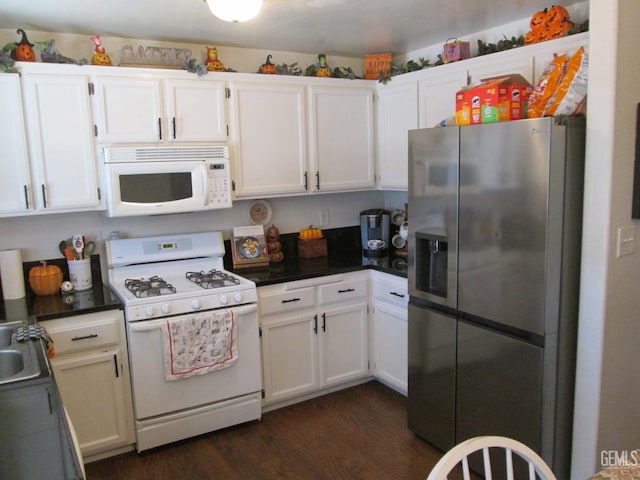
[374,277,408,308]
[318,278,368,305]
[46,312,120,355]
[259,287,315,316]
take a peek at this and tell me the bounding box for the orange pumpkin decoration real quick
[29,261,63,296]
[299,225,323,240]
[546,5,570,26]
[524,30,538,45]
[259,54,277,74]
[530,8,548,30]
[12,29,35,62]
[549,20,573,39]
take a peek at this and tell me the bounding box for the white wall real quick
[0,190,405,262]
[571,1,640,478]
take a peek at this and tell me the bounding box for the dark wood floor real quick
[85,381,452,480]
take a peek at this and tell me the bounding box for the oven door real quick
[104,161,209,217]
[126,304,261,420]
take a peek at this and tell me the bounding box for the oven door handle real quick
[128,304,258,333]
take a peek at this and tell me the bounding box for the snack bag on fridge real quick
[527,53,567,118]
[545,46,589,116]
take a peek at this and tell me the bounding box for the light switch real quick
[616,225,636,258]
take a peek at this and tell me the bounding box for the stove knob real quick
[191,299,201,310]
[144,306,154,317]
[234,292,243,303]
[219,294,229,305]
[161,303,170,314]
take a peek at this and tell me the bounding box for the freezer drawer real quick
[456,320,543,451]
[408,303,456,451]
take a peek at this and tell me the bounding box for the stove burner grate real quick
[186,269,241,289]
[125,276,177,298]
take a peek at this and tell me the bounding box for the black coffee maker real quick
[360,209,390,257]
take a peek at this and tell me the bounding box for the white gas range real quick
[105,231,261,452]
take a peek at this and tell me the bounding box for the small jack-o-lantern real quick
[546,5,570,26]
[12,29,35,62]
[529,8,548,30]
[259,54,277,74]
[90,35,112,66]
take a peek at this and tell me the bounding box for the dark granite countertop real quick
[0,255,122,323]
[224,226,408,287]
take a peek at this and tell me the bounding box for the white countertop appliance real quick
[106,231,261,452]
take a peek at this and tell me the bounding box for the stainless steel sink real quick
[0,324,42,385]
[0,325,15,347]
[0,350,25,378]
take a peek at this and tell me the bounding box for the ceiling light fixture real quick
[205,0,264,23]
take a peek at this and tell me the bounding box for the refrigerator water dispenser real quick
[415,232,448,297]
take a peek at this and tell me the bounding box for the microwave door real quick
[105,162,206,217]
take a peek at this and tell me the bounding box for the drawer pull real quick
[338,288,355,293]
[71,333,99,341]
[281,298,301,303]
[390,291,405,298]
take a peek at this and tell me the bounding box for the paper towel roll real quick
[0,249,26,300]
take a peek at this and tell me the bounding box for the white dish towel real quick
[162,310,237,381]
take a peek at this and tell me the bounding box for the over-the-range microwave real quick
[102,145,232,217]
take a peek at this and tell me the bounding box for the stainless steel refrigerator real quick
[407,117,585,479]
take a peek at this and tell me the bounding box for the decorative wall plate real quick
[248,200,272,225]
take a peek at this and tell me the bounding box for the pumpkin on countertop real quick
[29,261,63,296]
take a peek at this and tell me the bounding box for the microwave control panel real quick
[206,159,232,208]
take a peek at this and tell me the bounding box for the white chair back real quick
[426,436,557,480]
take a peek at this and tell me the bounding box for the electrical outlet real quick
[319,208,330,227]
[616,225,636,258]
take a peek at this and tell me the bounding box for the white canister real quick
[67,259,92,291]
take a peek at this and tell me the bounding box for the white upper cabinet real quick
[229,78,375,199]
[165,78,227,142]
[92,76,163,143]
[228,80,308,197]
[376,78,418,190]
[307,83,376,192]
[0,74,31,216]
[21,71,101,212]
[92,73,227,143]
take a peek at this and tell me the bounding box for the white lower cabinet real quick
[44,310,135,461]
[371,271,408,395]
[259,272,369,407]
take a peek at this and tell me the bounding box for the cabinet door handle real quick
[158,117,162,140]
[71,333,98,341]
[390,291,405,298]
[315,171,320,190]
[313,314,318,334]
[281,298,301,303]
[322,313,326,332]
[303,171,308,190]
[113,354,119,378]
[41,184,47,208]
[338,288,355,294]
[23,185,30,209]
[172,117,176,139]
